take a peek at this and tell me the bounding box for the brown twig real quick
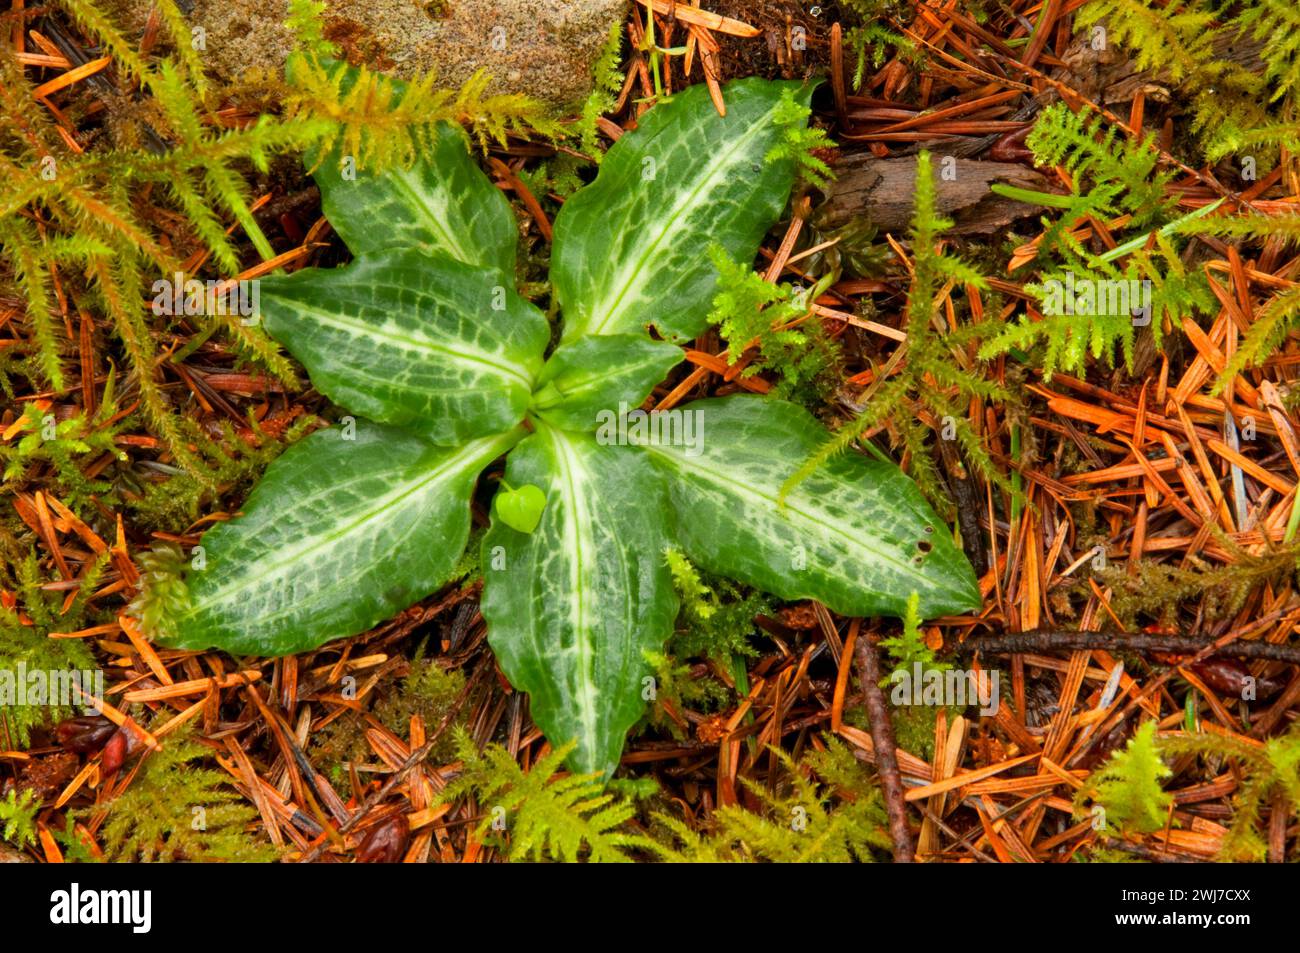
[964,629,1300,665]
[855,632,914,863]
[1068,607,1300,766]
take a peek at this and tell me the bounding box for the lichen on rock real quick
[122,0,628,108]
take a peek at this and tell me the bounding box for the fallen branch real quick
[855,634,915,863]
[963,629,1300,666]
[1053,607,1298,766]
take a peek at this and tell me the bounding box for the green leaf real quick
[481,425,679,778]
[531,335,682,431]
[157,421,523,656]
[259,250,549,445]
[637,395,981,619]
[492,482,547,534]
[309,121,517,275]
[293,58,517,275]
[551,78,810,343]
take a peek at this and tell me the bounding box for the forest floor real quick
[2,0,1299,864]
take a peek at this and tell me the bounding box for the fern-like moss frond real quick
[440,730,655,862]
[785,152,1008,513]
[81,724,280,862]
[651,740,891,862]
[1076,721,1174,834]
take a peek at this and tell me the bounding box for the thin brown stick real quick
[964,630,1300,665]
[855,633,915,863]
[1068,607,1300,766]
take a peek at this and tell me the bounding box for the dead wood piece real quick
[964,630,1300,666]
[855,634,915,863]
[1056,30,1266,106]
[817,154,1050,236]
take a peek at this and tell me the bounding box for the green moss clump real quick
[313,655,466,777]
[0,542,103,748]
[81,724,280,862]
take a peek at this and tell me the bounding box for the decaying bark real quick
[816,154,1050,236]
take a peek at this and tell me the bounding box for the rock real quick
[124,0,628,108]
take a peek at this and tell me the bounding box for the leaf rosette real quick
[136,75,979,777]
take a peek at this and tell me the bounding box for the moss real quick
[649,739,892,862]
[0,542,104,748]
[890,705,941,763]
[637,651,730,741]
[313,656,466,775]
[664,548,771,665]
[81,722,280,862]
[1083,542,1299,630]
[122,416,316,535]
[0,789,40,850]
[1,405,129,515]
[374,658,465,751]
[1075,721,1174,835]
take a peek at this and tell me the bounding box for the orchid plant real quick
[136,77,979,778]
